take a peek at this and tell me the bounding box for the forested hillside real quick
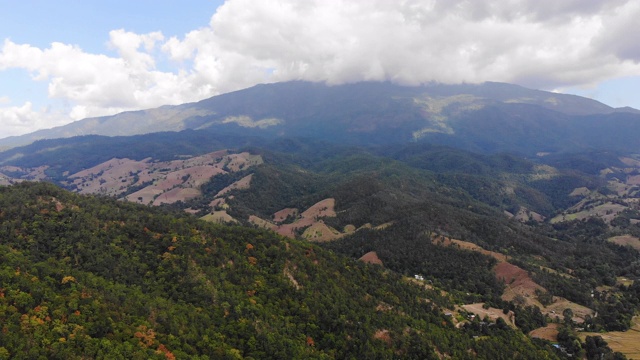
[0,182,564,359]
[1,128,640,357]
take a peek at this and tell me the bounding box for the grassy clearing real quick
[579,316,640,359]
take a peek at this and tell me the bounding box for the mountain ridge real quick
[2,81,637,151]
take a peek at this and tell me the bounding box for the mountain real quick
[0,181,567,359]
[2,136,639,357]
[2,81,640,358]
[2,81,639,155]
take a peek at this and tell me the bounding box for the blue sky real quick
[1,0,639,139]
[1,1,221,51]
[0,0,222,124]
[563,76,640,111]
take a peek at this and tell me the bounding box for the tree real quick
[585,336,611,360]
[563,308,573,325]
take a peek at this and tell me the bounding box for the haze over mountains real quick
[2,81,639,155]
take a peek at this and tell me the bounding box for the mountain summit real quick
[1,81,639,154]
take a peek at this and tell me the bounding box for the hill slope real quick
[0,182,561,359]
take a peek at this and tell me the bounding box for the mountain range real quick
[1,81,640,358]
[2,81,640,155]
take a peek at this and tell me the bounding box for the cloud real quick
[0,101,71,137]
[199,0,640,89]
[1,0,640,137]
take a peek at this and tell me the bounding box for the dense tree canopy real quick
[0,182,561,359]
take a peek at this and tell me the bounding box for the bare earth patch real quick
[301,221,342,242]
[432,235,507,262]
[619,157,640,167]
[272,208,299,223]
[514,207,546,223]
[617,276,634,287]
[569,187,590,196]
[60,150,262,208]
[201,211,237,224]
[223,152,263,172]
[495,262,545,305]
[0,172,13,186]
[374,222,394,230]
[248,215,278,232]
[215,174,253,197]
[529,323,560,342]
[251,198,343,240]
[608,235,640,250]
[626,174,640,185]
[544,299,594,323]
[359,251,383,266]
[432,235,594,322]
[283,262,302,290]
[373,329,392,345]
[461,303,516,328]
[551,202,628,224]
[153,188,201,205]
[209,198,228,209]
[343,224,357,233]
[300,198,336,219]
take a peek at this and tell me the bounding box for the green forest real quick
[1,182,564,359]
[1,131,640,359]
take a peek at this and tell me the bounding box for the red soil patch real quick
[495,262,542,291]
[68,150,261,205]
[359,251,383,266]
[300,198,336,219]
[432,234,594,321]
[373,329,392,345]
[495,262,545,304]
[274,221,307,238]
[252,199,339,238]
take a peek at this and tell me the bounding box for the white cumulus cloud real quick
[0,101,71,138]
